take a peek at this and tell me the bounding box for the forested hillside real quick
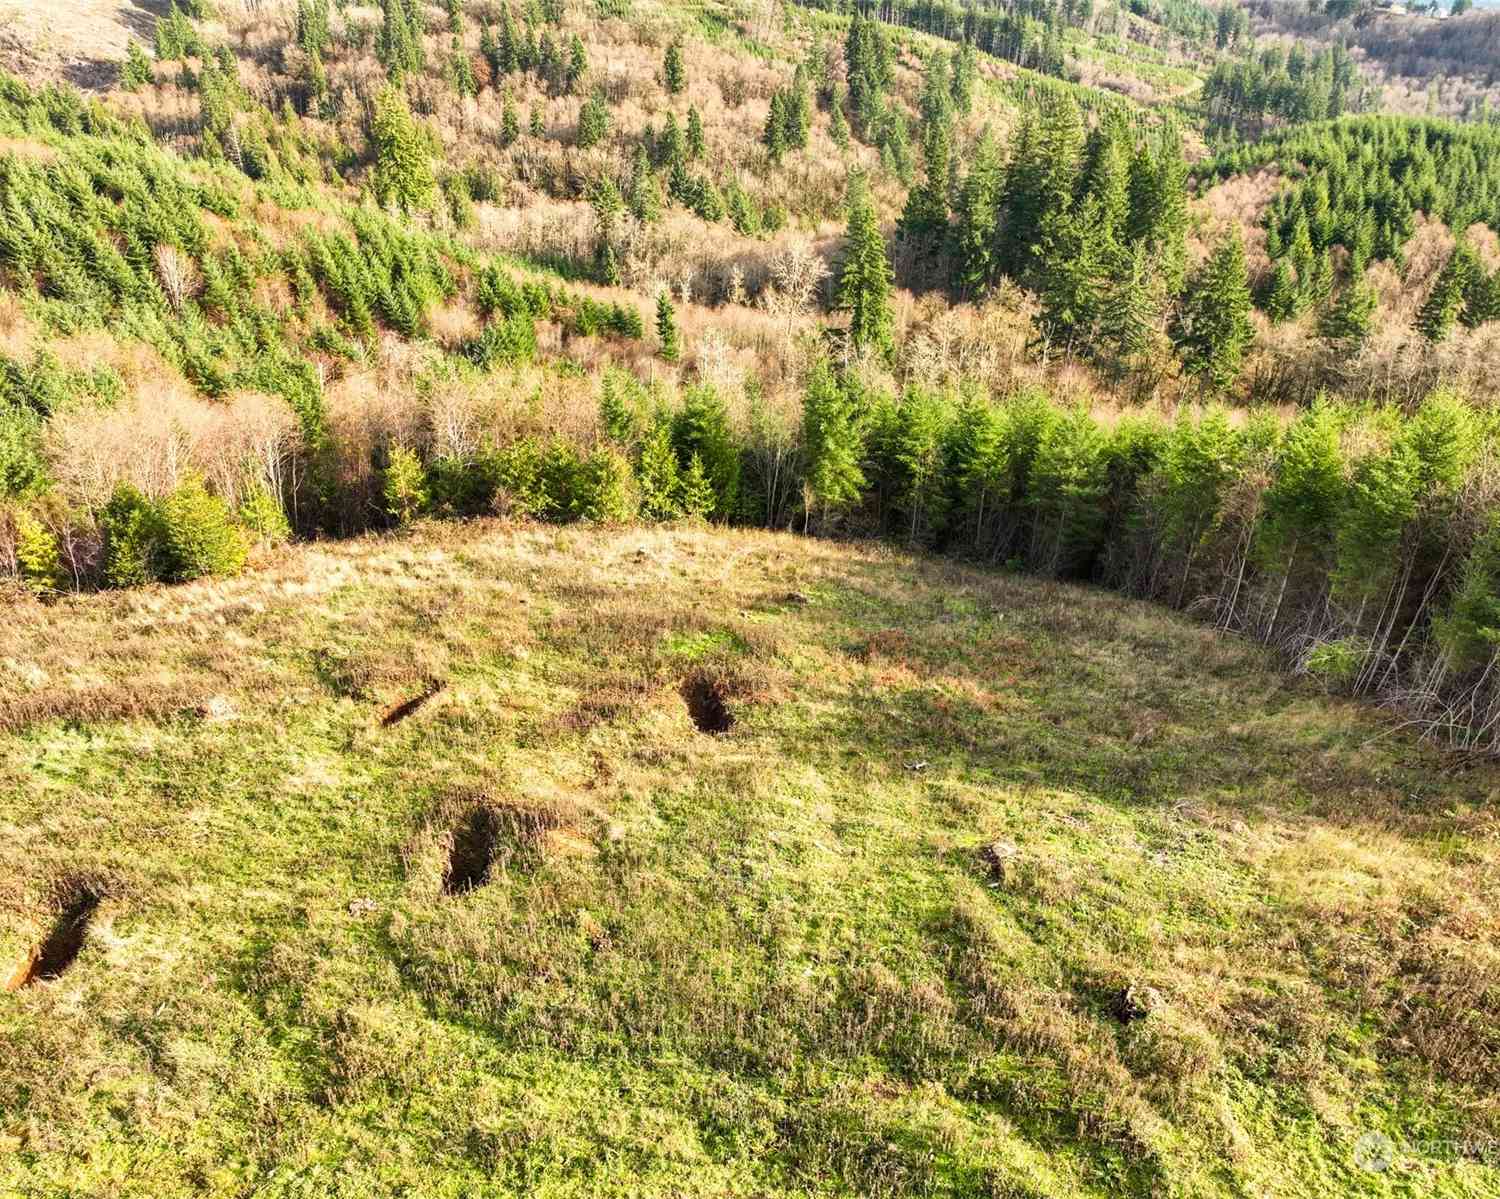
[2,0,1500,751]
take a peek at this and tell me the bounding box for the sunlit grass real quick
[1,520,1497,1197]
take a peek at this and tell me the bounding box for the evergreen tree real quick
[1318,275,1378,348]
[480,23,498,74]
[450,36,477,97]
[1170,231,1254,392]
[764,93,789,164]
[664,36,686,95]
[1078,109,1130,254]
[157,479,248,582]
[995,109,1042,281]
[627,145,662,222]
[786,68,812,150]
[500,93,520,146]
[671,387,739,517]
[564,33,587,94]
[898,114,952,255]
[1418,242,1475,342]
[658,112,686,169]
[828,89,850,151]
[844,7,892,138]
[801,360,866,523]
[656,290,680,362]
[725,182,759,236]
[372,83,435,212]
[950,133,1003,296]
[598,370,640,445]
[379,0,423,80]
[15,509,63,595]
[384,444,428,524]
[1455,243,1495,329]
[1126,125,1188,291]
[638,422,683,519]
[836,175,895,359]
[1100,244,1166,371]
[576,89,610,148]
[686,106,705,160]
[677,453,715,518]
[690,177,725,223]
[497,6,520,73]
[306,50,331,118]
[1265,259,1301,323]
[950,42,977,116]
[296,0,332,57]
[1035,195,1111,357]
[919,50,952,128]
[121,40,154,91]
[529,105,544,137]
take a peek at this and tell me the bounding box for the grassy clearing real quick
[1,520,1498,1197]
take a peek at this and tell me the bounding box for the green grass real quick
[1,521,1498,1197]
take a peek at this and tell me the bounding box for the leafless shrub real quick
[154,244,200,313]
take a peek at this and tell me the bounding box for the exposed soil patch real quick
[442,807,500,895]
[441,801,567,895]
[4,890,101,991]
[381,680,445,727]
[681,672,734,735]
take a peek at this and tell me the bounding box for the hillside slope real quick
[2,519,1498,1197]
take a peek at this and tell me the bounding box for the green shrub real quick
[637,422,682,520]
[670,386,739,520]
[569,446,635,522]
[157,479,248,582]
[1303,637,1366,685]
[99,485,164,587]
[14,507,64,594]
[383,444,429,525]
[464,312,537,368]
[239,484,291,545]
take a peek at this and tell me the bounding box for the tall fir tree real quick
[1034,195,1111,357]
[664,36,686,95]
[372,83,435,212]
[1170,231,1254,392]
[379,0,423,80]
[1417,241,1476,342]
[764,92,788,164]
[828,88,850,151]
[801,360,866,524]
[656,290,680,362]
[950,133,1003,297]
[950,41,977,116]
[836,175,895,360]
[898,115,953,255]
[1318,274,1378,348]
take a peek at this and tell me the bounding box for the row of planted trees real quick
[338,364,1500,747]
[9,320,1500,747]
[791,374,1500,748]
